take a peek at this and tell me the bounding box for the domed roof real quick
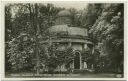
[48,25,87,37]
[58,10,71,17]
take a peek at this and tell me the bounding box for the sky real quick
[42,1,88,10]
[8,2,123,17]
[9,1,88,18]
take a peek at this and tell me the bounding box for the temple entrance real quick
[74,51,81,69]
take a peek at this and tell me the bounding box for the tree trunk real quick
[35,3,40,75]
[29,3,40,75]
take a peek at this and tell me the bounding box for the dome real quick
[48,25,87,37]
[57,10,71,17]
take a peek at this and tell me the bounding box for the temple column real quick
[72,59,74,69]
[84,44,87,49]
[80,53,82,69]
[83,44,88,69]
[68,42,72,47]
[84,62,87,69]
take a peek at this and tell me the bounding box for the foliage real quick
[5,3,63,72]
[45,43,75,72]
[7,33,35,71]
[89,3,124,73]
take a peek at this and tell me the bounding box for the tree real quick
[89,3,124,73]
[5,3,62,73]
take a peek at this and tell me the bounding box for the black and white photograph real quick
[4,2,124,78]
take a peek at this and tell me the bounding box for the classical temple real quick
[41,10,92,71]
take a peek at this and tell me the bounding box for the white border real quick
[0,0,127,80]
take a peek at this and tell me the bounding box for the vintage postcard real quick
[0,0,127,80]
